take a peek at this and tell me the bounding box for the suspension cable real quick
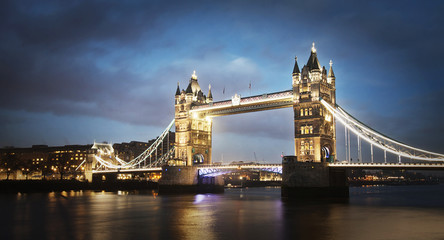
[321,99,444,161]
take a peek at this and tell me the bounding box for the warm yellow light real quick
[205,116,212,122]
[325,114,332,122]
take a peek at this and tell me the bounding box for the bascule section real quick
[292,43,336,162]
[175,71,213,166]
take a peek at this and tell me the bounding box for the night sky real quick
[1,0,443,163]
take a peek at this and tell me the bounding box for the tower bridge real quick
[90,43,444,196]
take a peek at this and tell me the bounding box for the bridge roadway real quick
[189,90,293,116]
[92,162,444,175]
[328,162,444,170]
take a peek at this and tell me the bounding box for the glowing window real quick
[309,108,312,115]
[305,109,308,116]
[300,109,304,116]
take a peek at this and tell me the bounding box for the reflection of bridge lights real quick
[194,194,205,204]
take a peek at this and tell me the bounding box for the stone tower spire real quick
[328,60,335,81]
[207,84,213,102]
[306,42,321,71]
[292,43,336,163]
[292,56,301,87]
[175,82,181,96]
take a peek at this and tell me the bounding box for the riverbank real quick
[0,180,158,193]
[349,179,439,186]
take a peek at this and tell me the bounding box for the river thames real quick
[1,185,444,240]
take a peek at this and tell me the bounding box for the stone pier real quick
[282,156,349,198]
[158,166,224,194]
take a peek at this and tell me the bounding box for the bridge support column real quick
[158,166,224,194]
[282,156,348,199]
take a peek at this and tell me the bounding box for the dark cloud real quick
[0,0,443,159]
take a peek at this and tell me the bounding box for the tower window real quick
[300,141,305,155]
[305,109,308,116]
[309,108,313,116]
[305,126,310,134]
[300,109,304,116]
[310,141,314,155]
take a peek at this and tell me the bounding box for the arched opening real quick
[193,154,204,165]
[322,146,331,163]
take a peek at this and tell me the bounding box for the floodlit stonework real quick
[293,43,336,162]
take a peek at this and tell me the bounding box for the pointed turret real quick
[306,42,321,71]
[185,82,193,94]
[327,60,336,85]
[189,70,202,94]
[328,60,335,78]
[208,84,213,100]
[292,56,300,74]
[175,82,181,96]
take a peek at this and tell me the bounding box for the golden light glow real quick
[325,114,332,122]
[191,70,197,80]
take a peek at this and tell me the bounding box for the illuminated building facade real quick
[175,71,213,165]
[174,45,337,165]
[292,43,336,162]
[0,145,95,180]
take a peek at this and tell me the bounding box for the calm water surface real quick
[1,185,444,240]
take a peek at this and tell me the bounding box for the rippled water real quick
[1,185,444,240]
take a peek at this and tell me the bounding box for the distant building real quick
[0,132,175,180]
[0,144,95,180]
[113,131,175,163]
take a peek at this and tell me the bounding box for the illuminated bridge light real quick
[321,99,444,162]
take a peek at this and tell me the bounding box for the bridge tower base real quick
[158,166,224,194]
[282,156,349,198]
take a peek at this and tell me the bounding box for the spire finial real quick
[295,56,298,61]
[311,42,316,53]
[329,60,333,67]
[209,84,211,90]
[191,70,197,80]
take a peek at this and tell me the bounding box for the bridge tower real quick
[174,71,213,166]
[292,43,336,162]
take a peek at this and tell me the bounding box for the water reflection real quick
[1,186,444,240]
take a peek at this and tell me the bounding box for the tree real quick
[57,153,72,180]
[49,152,72,180]
[40,156,52,180]
[19,159,34,180]
[1,152,20,180]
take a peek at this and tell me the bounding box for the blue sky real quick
[1,0,443,163]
